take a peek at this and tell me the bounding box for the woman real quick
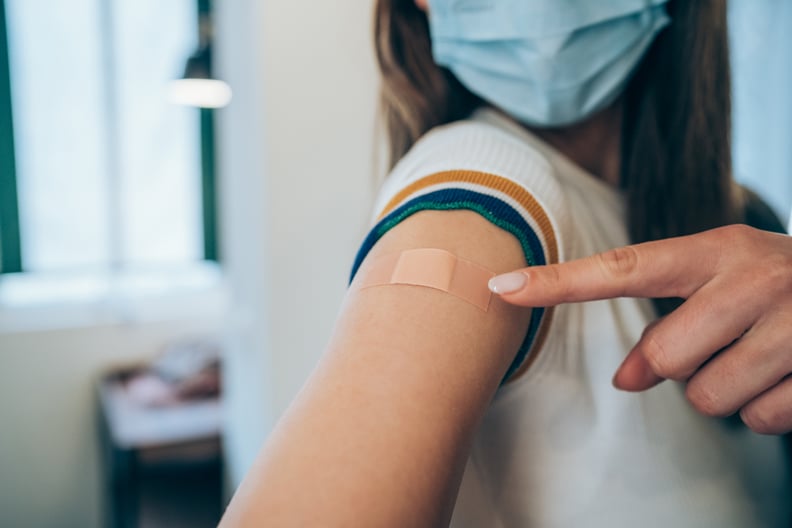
[220,1,790,526]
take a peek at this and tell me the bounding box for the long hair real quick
[374,0,482,165]
[374,0,741,315]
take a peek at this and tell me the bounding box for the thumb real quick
[613,347,665,391]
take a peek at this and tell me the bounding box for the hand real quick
[488,225,792,435]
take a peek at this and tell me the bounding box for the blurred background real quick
[0,1,789,527]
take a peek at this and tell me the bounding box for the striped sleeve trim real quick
[350,170,559,383]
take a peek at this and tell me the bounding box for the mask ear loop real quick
[355,248,496,312]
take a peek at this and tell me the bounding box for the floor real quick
[136,461,223,528]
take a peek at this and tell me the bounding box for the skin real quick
[441,0,792,436]
[217,94,631,528]
[492,225,792,435]
[530,102,622,186]
[220,2,788,525]
[219,2,599,524]
[219,209,534,526]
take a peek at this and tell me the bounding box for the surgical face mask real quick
[427,0,670,127]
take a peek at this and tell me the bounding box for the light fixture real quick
[168,13,232,109]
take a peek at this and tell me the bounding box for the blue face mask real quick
[427,0,670,127]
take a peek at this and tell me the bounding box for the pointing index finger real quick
[490,233,720,307]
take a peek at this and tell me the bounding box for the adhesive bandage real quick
[356,248,496,312]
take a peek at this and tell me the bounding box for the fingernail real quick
[488,272,527,294]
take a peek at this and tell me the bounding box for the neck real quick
[529,102,623,186]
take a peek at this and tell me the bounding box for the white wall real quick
[0,316,224,528]
[215,1,379,487]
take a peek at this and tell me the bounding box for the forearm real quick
[220,210,533,526]
[221,288,524,526]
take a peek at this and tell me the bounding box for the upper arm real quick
[220,209,535,527]
[342,207,534,409]
[220,123,565,527]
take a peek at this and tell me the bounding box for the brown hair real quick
[374,0,742,315]
[374,0,482,165]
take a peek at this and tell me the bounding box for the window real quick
[0,0,218,276]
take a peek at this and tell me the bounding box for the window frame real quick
[0,0,22,273]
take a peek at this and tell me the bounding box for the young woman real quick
[220,1,790,526]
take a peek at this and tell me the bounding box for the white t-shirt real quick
[349,108,791,527]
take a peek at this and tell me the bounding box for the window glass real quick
[115,0,201,266]
[7,0,110,271]
[6,0,202,272]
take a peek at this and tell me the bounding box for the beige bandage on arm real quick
[356,248,496,312]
